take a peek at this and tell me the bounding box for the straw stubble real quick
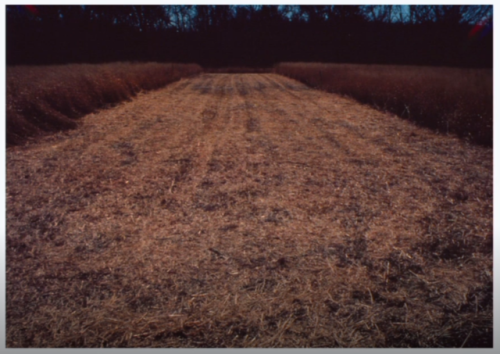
[7,73,492,347]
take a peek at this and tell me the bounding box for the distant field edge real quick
[6,62,203,147]
[203,67,272,74]
[274,62,493,147]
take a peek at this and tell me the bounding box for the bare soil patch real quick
[7,74,492,347]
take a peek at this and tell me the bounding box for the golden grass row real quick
[274,63,493,146]
[7,62,202,146]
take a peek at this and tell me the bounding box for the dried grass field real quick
[275,63,493,146]
[6,73,492,347]
[6,63,202,146]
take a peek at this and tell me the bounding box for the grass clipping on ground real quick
[6,62,202,146]
[6,73,492,348]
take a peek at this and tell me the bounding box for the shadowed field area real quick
[7,74,492,348]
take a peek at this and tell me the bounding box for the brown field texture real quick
[204,67,272,74]
[6,62,202,146]
[274,63,493,146]
[6,74,492,347]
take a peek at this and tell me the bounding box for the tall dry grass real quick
[7,62,202,146]
[274,63,492,146]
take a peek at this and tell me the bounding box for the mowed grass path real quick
[7,74,492,347]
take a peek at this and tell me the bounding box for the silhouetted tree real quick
[6,5,493,68]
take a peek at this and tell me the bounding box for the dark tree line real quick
[6,5,493,68]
